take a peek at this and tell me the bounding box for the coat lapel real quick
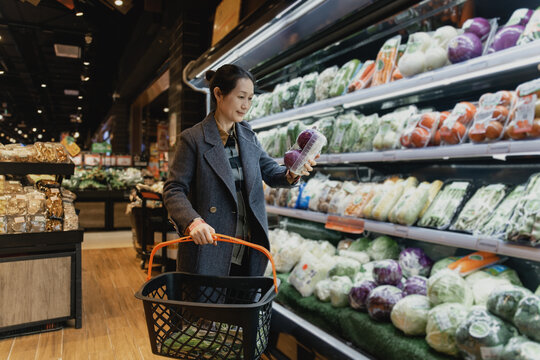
[236,122,262,199]
[202,114,237,201]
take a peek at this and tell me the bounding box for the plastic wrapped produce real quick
[338,249,370,265]
[469,91,516,143]
[7,194,28,216]
[350,113,379,152]
[327,113,354,153]
[273,232,305,273]
[328,257,362,279]
[418,181,471,229]
[371,36,401,87]
[452,184,507,233]
[288,252,335,297]
[314,278,333,302]
[329,276,354,308]
[500,336,540,360]
[456,306,518,360]
[337,112,366,153]
[367,235,400,261]
[476,185,525,238]
[428,269,473,306]
[469,273,512,306]
[366,285,403,321]
[513,295,540,342]
[349,280,377,310]
[481,264,522,286]
[372,260,402,286]
[313,117,335,153]
[431,257,460,276]
[315,66,338,101]
[344,183,376,217]
[286,121,307,150]
[270,82,288,114]
[399,248,433,278]
[362,179,399,219]
[402,276,428,296]
[294,72,318,108]
[517,8,540,45]
[348,60,375,92]
[440,102,477,145]
[391,295,431,336]
[328,181,358,215]
[393,181,443,226]
[426,303,468,356]
[372,106,417,151]
[505,92,537,140]
[487,285,533,322]
[372,177,418,222]
[281,77,302,110]
[329,59,361,98]
[506,173,540,245]
[28,215,46,233]
[309,179,341,213]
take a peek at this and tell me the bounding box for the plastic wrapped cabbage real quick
[482,264,523,287]
[349,237,371,252]
[338,249,370,264]
[456,306,518,360]
[314,278,333,302]
[373,260,402,286]
[328,257,362,279]
[294,72,318,108]
[487,285,533,323]
[272,232,305,272]
[403,276,428,297]
[467,272,512,305]
[500,336,540,360]
[315,66,339,101]
[353,266,375,283]
[430,256,460,276]
[391,295,431,336]
[329,276,354,308]
[329,59,360,98]
[327,113,354,153]
[399,247,433,278]
[288,252,336,297]
[271,82,288,114]
[367,235,400,261]
[514,295,540,342]
[366,285,403,321]
[313,117,335,153]
[349,280,377,310]
[281,77,303,110]
[304,239,337,259]
[427,269,473,306]
[426,303,469,356]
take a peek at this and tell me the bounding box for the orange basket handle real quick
[146,234,279,294]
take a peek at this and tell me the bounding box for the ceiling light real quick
[0,133,3,137]
[163,107,169,113]
[78,95,83,99]
[42,129,46,132]
[74,131,80,138]
[14,128,18,131]
[32,128,37,132]
[51,138,55,141]
[37,134,43,139]
[75,12,83,17]
[77,106,82,110]
[17,130,22,134]
[83,61,90,66]
[23,134,28,138]
[37,109,42,114]
[82,76,90,81]
[0,71,4,75]
[114,0,123,5]
[64,89,79,96]
[54,44,81,59]
[41,83,47,88]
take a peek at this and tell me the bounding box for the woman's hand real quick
[291,154,320,177]
[190,222,217,245]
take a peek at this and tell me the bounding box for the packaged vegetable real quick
[372,106,417,150]
[349,280,377,310]
[481,264,523,286]
[500,336,540,360]
[427,268,473,306]
[338,249,370,264]
[344,183,376,217]
[313,116,335,153]
[328,181,359,215]
[469,91,516,143]
[366,285,403,321]
[513,295,540,342]
[371,35,401,87]
[294,72,318,108]
[431,256,461,276]
[397,32,431,77]
[440,102,477,145]
[339,112,364,153]
[367,235,400,261]
[400,113,441,149]
[328,257,362,279]
[426,303,469,356]
[348,60,375,92]
[506,173,540,245]
[329,276,354,308]
[388,185,416,223]
[433,25,459,49]
[489,25,526,53]
[418,181,471,229]
[315,66,339,101]
[281,77,303,110]
[273,232,305,272]
[448,251,501,276]
[314,278,333,302]
[395,180,443,226]
[391,295,431,336]
[398,248,433,278]
[452,184,507,233]
[327,113,354,153]
[348,237,371,252]
[476,185,526,239]
[470,274,512,305]
[505,8,534,27]
[350,113,379,152]
[506,94,537,140]
[456,306,518,360]
[487,285,533,322]
[372,177,418,222]
[373,260,402,286]
[270,82,288,114]
[517,7,540,45]
[362,179,398,218]
[329,59,361,98]
[402,276,428,297]
[288,252,335,297]
[463,17,492,42]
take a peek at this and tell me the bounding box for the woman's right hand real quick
[190,222,217,245]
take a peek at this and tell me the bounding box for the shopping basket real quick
[135,234,280,360]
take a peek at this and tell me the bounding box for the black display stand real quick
[74,190,130,230]
[0,162,83,337]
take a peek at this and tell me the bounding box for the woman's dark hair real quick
[205,64,255,108]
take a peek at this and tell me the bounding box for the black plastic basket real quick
[135,235,280,360]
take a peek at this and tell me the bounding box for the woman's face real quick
[214,77,254,123]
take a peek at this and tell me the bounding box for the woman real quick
[163,64,317,277]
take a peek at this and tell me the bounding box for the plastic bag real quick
[294,72,318,108]
[329,59,361,98]
[371,36,401,87]
[315,66,339,101]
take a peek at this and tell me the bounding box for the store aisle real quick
[0,244,162,360]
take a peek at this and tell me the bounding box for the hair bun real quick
[205,70,216,82]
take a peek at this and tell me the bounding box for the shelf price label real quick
[476,236,500,253]
[393,224,409,237]
[325,215,365,234]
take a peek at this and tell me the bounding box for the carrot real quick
[371,36,401,87]
[348,60,376,92]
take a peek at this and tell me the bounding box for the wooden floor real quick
[0,247,165,360]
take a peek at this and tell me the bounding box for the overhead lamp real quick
[41,83,47,88]
[51,138,55,141]
[37,109,42,114]
[82,76,90,81]
[0,71,4,75]
[42,129,46,133]
[78,95,83,99]
[23,134,28,138]
[83,61,90,66]
[17,130,22,134]
[114,0,123,6]
[14,127,18,131]
[75,11,84,17]
[37,134,43,139]
[77,106,82,110]
[74,131,80,138]
[0,133,3,137]
[64,89,79,96]
[163,107,169,113]
[32,128,37,132]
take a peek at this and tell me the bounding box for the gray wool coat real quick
[163,112,293,276]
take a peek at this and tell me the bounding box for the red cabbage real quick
[367,285,403,321]
[297,129,317,150]
[398,247,433,277]
[403,276,428,297]
[284,149,302,169]
[349,280,377,310]
[462,17,491,41]
[373,260,402,286]
[504,8,533,27]
[490,25,525,52]
[448,33,483,64]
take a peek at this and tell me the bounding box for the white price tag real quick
[489,142,510,154]
[15,217,25,223]
[382,151,395,161]
[393,225,409,237]
[476,236,499,253]
[331,155,343,164]
[468,60,488,71]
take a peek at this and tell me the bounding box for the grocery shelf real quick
[272,139,540,165]
[271,302,373,360]
[266,205,540,262]
[250,42,540,131]
[0,230,84,253]
[0,162,75,176]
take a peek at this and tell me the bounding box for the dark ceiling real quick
[0,0,143,144]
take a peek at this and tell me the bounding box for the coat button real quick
[209,206,217,213]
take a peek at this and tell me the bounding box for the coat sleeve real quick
[255,133,294,188]
[163,131,201,234]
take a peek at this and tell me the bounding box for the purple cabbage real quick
[366,285,403,321]
[284,149,302,169]
[403,276,428,297]
[462,17,491,41]
[490,25,525,52]
[504,8,533,27]
[373,260,402,286]
[297,129,317,150]
[349,280,377,310]
[398,248,433,278]
[448,33,483,64]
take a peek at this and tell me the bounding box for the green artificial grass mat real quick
[275,274,453,360]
